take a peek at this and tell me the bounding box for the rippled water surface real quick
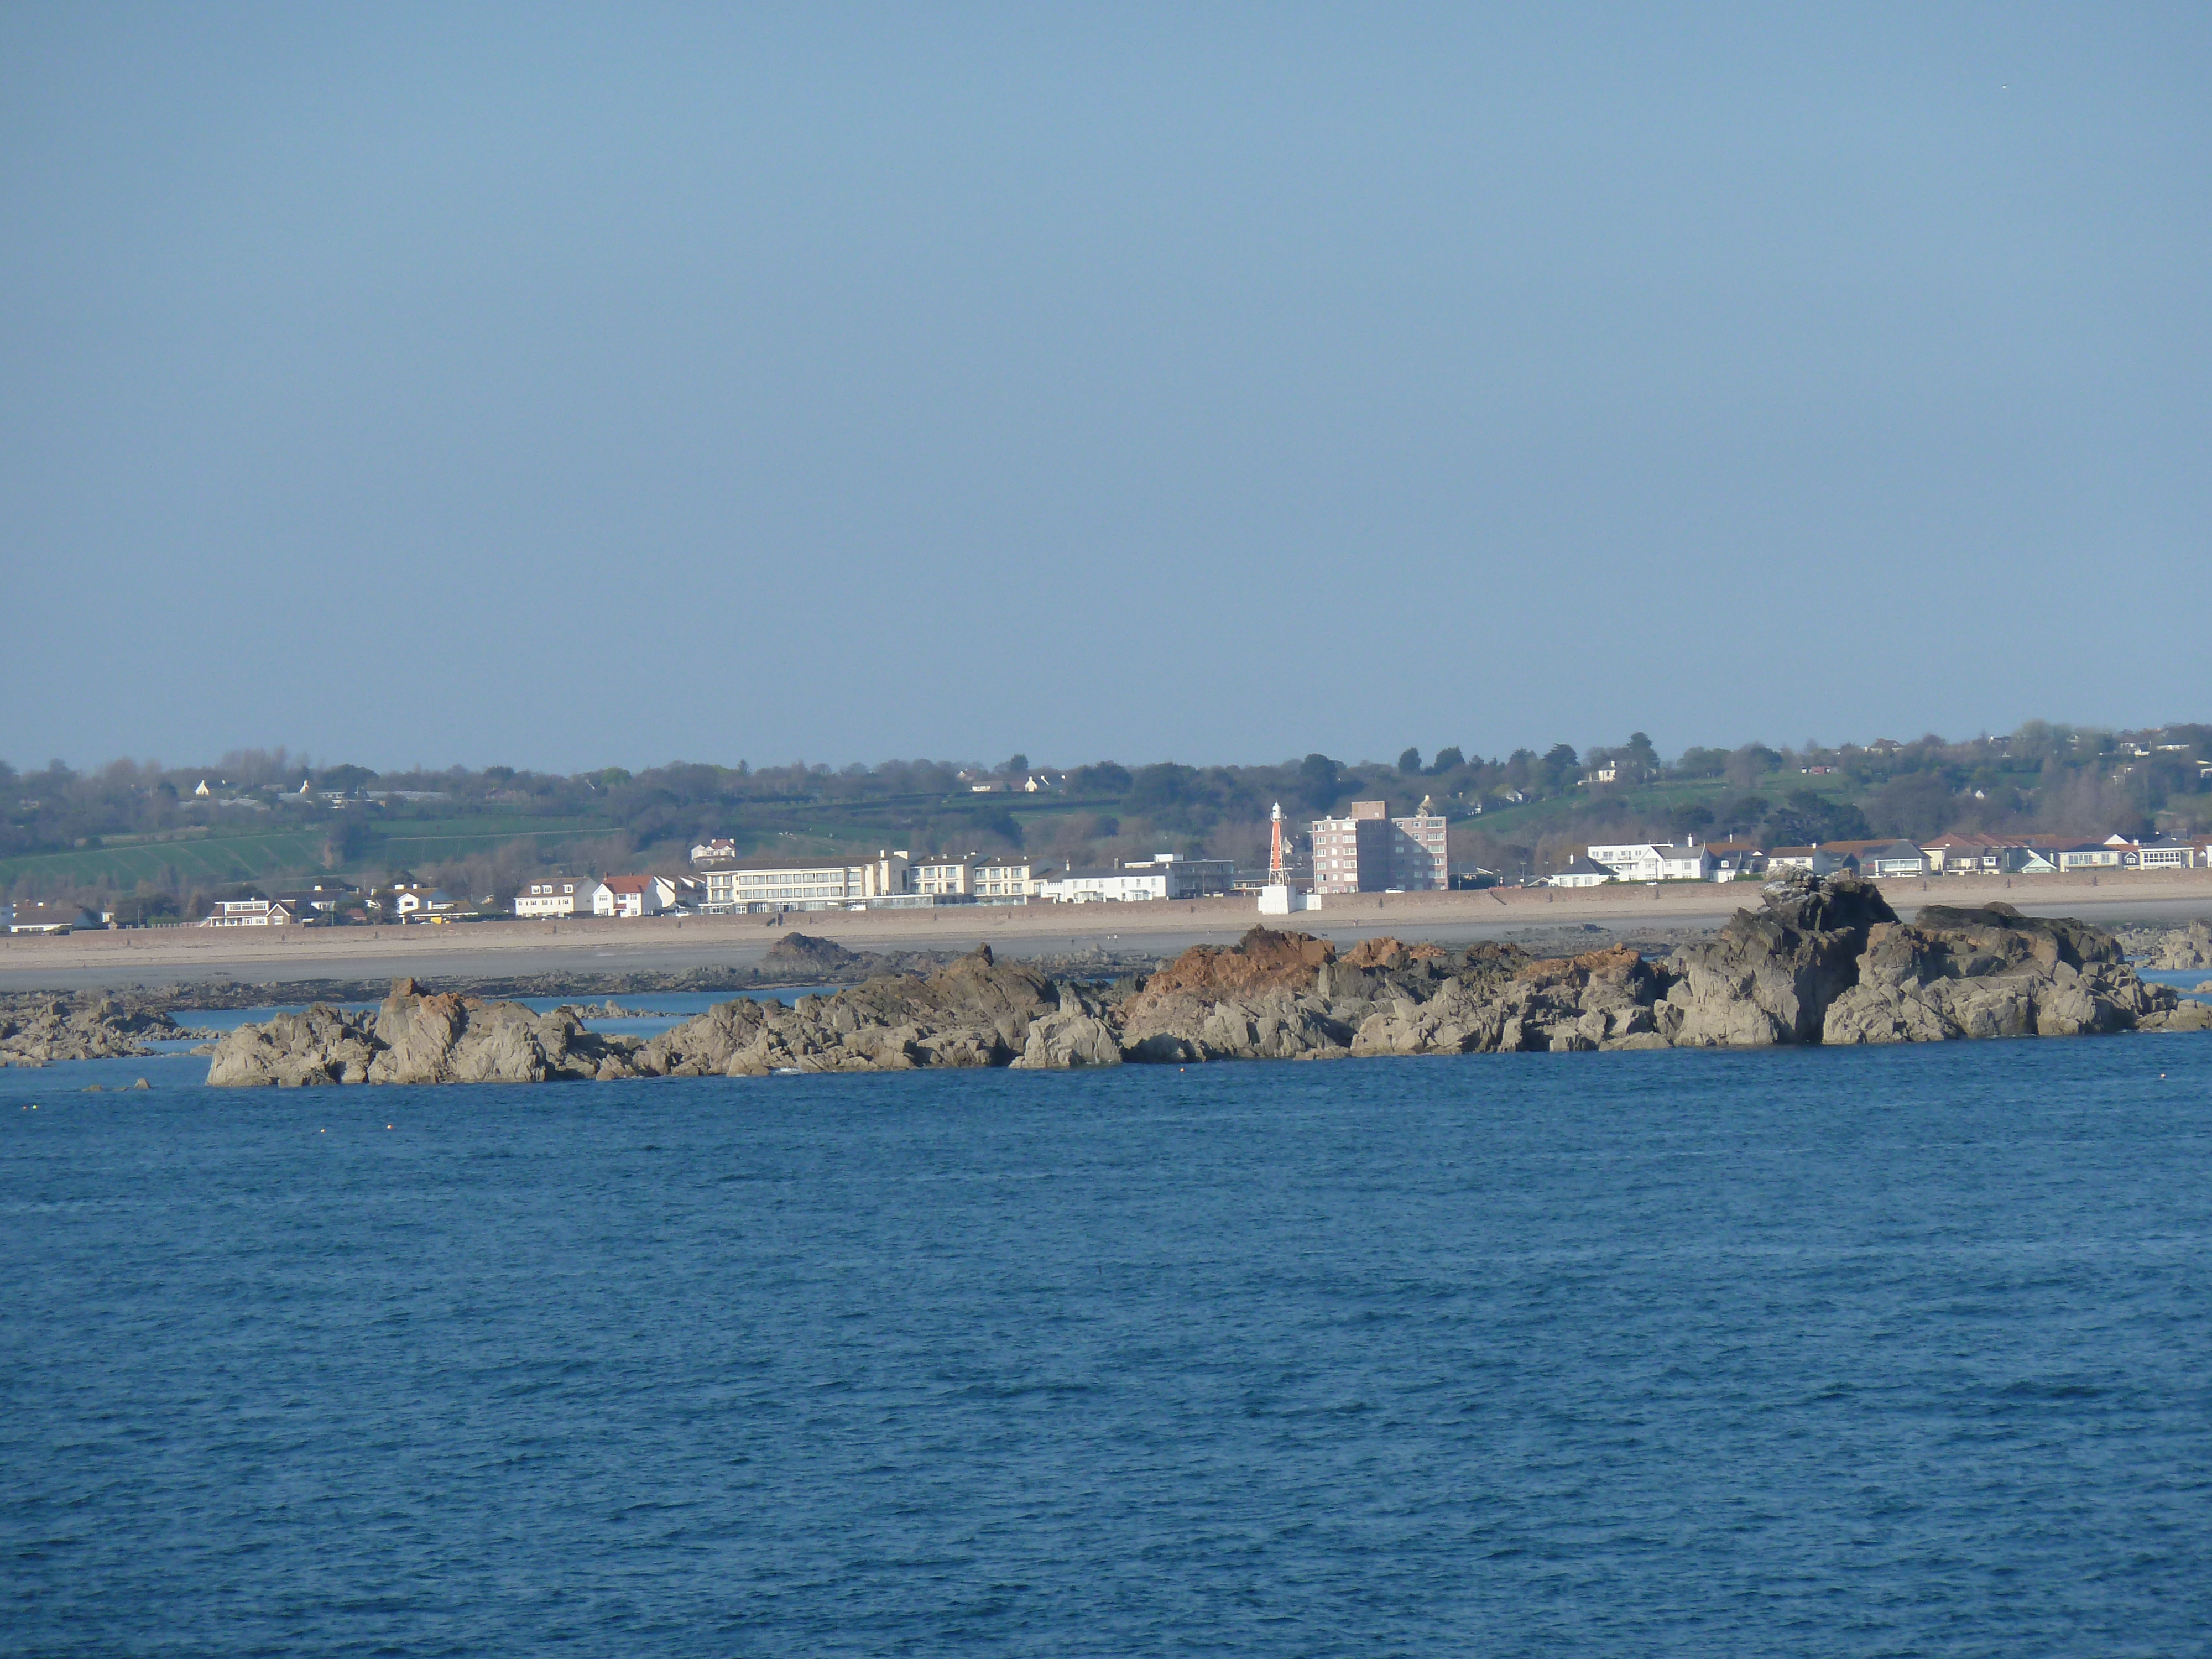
[6,1037,2211,1655]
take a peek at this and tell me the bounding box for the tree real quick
[1397,747,1422,774]
[1866,772,1957,840]
[1762,790,1871,847]
[1724,744,1782,789]
[1622,732,1660,775]
[1430,745,1464,774]
[1537,744,1579,792]
[1071,761,1131,796]
[1298,753,1342,811]
[1003,753,1029,775]
[316,763,377,793]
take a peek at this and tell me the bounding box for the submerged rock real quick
[0,994,186,1067]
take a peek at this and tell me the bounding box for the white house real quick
[9,901,108,933]
[689,839,737,865]
[1861,839,1932,879]
[2106,834,2197,870]
[2056,842,2125,873]
[1546,855,1616,889]
[515,878,603,919]
[594,875,674,917]
[1585,841,1715,881]
[1034,856,1233,904]
[1036,867,1166,902]
[197,898,299,927]
[392,887,460,920]
[1766,846,1853,877]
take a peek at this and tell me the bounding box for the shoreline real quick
[9,869,2212,994]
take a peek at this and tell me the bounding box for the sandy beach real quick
[8,869,2212,994]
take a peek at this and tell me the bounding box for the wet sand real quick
[8,869,2212,994]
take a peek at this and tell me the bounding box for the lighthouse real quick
[1257,801,1319,915]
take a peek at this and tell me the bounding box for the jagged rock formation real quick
[202,880,2212,1086]
[1822,905,2199,1042]
[204,978,644,1086]
[1,994,188,1067]
[1665,873,1896,1046]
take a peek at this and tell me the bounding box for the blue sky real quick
[4,4,2208,773]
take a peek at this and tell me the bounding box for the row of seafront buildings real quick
[673,798,1450,916]
[1548,831,2212,888]
[507,852,1243,919]
[684,849,1238,914]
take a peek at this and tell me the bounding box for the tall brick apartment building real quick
[1309,798,1448,895]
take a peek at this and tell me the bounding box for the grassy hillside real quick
[0,815,611,893]
[1462,772,1859,842]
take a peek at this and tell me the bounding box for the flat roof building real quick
[1310,800,1446,895]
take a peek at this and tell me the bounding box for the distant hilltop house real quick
[197,898,301,927]
[515,877,604,919]
[689,839,738,865]
[1310,800,1447,895]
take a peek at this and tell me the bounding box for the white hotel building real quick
[698,852,911,913]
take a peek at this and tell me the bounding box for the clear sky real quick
[4,4,2208,774]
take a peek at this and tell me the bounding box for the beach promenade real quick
[8,869,2212,993]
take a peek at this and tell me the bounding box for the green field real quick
[0,815,611,892]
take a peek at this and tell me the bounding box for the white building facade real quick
[697,853,911,913]
[515,878,603,919]
[197,898,299,927]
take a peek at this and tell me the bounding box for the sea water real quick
[4,1037,2210,1655]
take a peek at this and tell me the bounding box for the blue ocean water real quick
[5,1037,2211,1656]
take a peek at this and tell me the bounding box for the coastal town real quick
[5,723,2211,932]
[5,804,2208,934]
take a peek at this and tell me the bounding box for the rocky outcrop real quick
[1114,927,1345,1063]
[1823,904,2212,1042]
[1,994,188,1067]
[205,978,644,1086]
[1665,872,1895,1047]
[203,884,2212,1087]
[632,945,1061,1077]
